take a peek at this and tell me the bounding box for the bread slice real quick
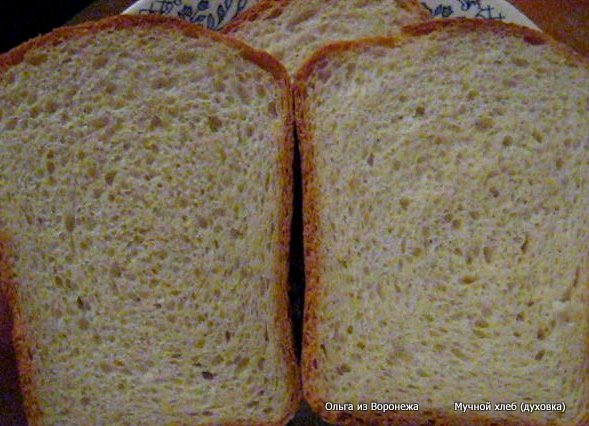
[0,15,299,425]
[295,19,589,426]
[222,0,429,75]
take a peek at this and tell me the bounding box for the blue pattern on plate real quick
[139,0,252,30]
[138,0,181,15]
[135,0,539,31]
[421,0,506,20]
[237,0,248,14]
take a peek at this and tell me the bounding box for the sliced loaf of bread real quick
[0,15,299,425]
[222,0,429,75]
[295,19,589,426]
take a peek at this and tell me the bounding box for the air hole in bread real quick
[482,246,493,263]
[451,347,468,361]
[234,356,250,374]
[201,371,215,380]
[91,55,108,69]
[336,364,351,375]
[24,52,48,66]
[252,82,268,100]
[466,89,479,101]
[152,76,172,90]
[78,318,90,330]
[532,129,544,143]
[44,98,58,114]
[4,116,16,130]
[207,115,222,132]
[30,105,42,119]
[235,83,250,104]
[475,115,493,131]
[174,50,196,64]
[374,282,385,300]
[555,157,564,170]
[229,228,243,239]
[44,160,56,175]
[502,77,517,88]
[416,369,429,378]
[76,296,90,311]
[267,100,278,118]
[213,79,225,92]
[520,234,529,253]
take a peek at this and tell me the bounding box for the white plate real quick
[123,0,541,31]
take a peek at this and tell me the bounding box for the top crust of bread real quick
[295,18,588,84]
[223,0,429,34]
[222,0,430,75]
[0,14,300,426]
[0,14,289,78]
[295,18,589,426]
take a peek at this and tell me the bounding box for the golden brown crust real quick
[0,14,289,81]
[0,14,299,426]
[401,17,589,68]
[294,18,589,426]
[0,233,42,426]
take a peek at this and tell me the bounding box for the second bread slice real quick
[296,19,589,426]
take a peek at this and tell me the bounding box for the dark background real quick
[0,1,98,54]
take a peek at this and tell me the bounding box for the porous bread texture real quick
[222,0,429,75]
[296,21,589,426]
[0,16,298,425]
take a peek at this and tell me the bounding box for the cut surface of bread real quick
[222,0,429,75]
[0,15,299,425]
[295,19,589,426]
